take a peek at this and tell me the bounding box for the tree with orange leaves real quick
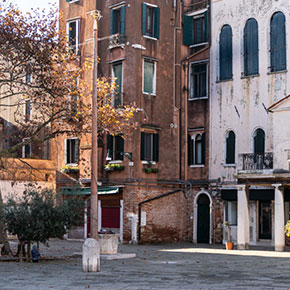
[0,2,137,159]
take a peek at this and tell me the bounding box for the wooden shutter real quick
[107,134,113,159]
[74,139,79,163]
[188,135,193,166]
[201,133,206,165]
[113,63,122,107]
[110,9,115,35]
[204,10,208,42]
[66,139,70,163]
[183,15,193,46]
[153,133,159,162]
[140,132,145,160]
[116,135,124,160]
[154,7,160,39]
[254,129,265,155]
[142,3,147,36]
[120,6,126,35]
[220,25,232,80]
[244,19,259,76]
[270,12,286,72]
[226,131,235,164]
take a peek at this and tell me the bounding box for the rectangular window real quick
[141,132,159,162]
[22,138,31,158]
[189,63,207,99]
[24,100,31,122]
[183,11,208,46]
[142,3,160,39]
[112,62,123,107]
[67,19,80,54]
[226,201,237,225]
[110,6,126,36]
[66,138,79,164]
[143,60,156,94]
[107,135,124,161]
[25,65,32,84]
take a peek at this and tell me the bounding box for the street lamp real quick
[82,10,102,273]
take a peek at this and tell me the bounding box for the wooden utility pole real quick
[90,10,102,240]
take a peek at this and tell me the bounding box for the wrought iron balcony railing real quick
[108,34,125,49]
[238,152,273,171]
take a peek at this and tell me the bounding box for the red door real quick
[101,207,120,228]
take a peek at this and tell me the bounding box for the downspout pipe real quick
[138,189,184,242]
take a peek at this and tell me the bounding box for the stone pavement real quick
[1,240,290,289]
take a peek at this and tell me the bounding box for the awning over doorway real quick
[221,188,275,201]
[61,187,119,196]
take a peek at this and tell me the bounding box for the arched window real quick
[270,12,286,72]
[244,18,259,76]
[188,134,193,165]
[219,25,232,80]
[188,133,206,166]
[254,128,265,155]
[226,131,235,164]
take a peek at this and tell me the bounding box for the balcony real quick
[108,34,125,50]
[238,152,273,172]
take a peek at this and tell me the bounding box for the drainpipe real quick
[138,189,184,242]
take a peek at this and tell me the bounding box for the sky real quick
[11,0,57,13]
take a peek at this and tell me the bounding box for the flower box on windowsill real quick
[60,165,79,173]
[104,164,124,172]
[143,167,159,174]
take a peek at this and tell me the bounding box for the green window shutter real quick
[153,134,159,162]
[188,135,193,166]
[113,62,122,107]
[116,135,124,160]
[107,135,113,159]
[110,9,115,35]
[201,133,206,165]
[154,7,160,39]
[142,3,147,36]
[74,139,79,163]
[204,10,208,42]
[140,132,145,160]
[226,131,235,164]
[143,61,154,93]
[183,15,193,46]
[120,6,126,35]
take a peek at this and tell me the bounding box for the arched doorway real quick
[197,194,210,243]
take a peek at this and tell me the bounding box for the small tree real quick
[2,187,84,261]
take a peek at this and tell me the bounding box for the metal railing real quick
[238,152,273,171]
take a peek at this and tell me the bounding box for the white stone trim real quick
[193,189,213,244]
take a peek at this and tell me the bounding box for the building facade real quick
[210,0,290,250]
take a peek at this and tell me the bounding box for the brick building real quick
[56,0,225,244]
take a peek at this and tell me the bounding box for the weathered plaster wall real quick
[209,0,290,181]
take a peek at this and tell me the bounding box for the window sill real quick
[223,163,236,167]
[143,92,156,96]
[267,70,288,75]
[189,42,209,48]
[109,160,123,164]
[188,96,208,101]
[68,0,79,3]
[65,163,78,167]
[241,74,260,79]
[142,161,156,165]
[143,35,158,41]
[216,78,233,83]
[190,164,204,168]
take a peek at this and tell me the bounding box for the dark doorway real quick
[197,194,210,243]
[259,201,272,239]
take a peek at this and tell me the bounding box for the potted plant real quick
[60,165,80,173]
[143,161,159,174]
[104,163,124,172]
[224,221,234,250]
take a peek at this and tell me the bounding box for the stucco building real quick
[210,0,290,251]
